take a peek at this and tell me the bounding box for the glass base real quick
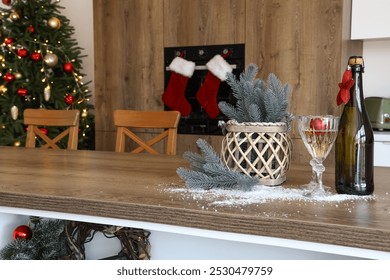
[300,181,332,197]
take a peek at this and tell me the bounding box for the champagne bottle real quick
[335,56,374,195]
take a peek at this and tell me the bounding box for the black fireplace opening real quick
[164,44,245,135]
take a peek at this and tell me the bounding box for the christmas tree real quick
[0,0,94,149]
[0,217,68,260]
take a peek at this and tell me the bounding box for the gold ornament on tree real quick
[0,85,8,95]
[47,17,61,29]
[44,85,51,101]
[44,53,58,67]
[10,105,18,120]
[14,72,22,79]
[9,11,20,21]
[81,108,88,118]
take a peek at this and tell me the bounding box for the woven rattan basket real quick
[221,121,292,186]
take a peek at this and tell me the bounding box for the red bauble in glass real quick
[2,0,11,6]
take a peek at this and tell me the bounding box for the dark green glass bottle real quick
[335,56,374,195]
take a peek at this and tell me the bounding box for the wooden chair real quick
[113,110,180,155]
[24,108,80,150]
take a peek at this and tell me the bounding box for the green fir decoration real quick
[218,64,293,126]
[0,0,95,149]
[177,138,259,190]
[0,218,68,260]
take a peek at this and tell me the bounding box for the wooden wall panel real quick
[245,0,362,164]
[94,0,164,151]
[164,0,246,47]
[93,0,362,164]
[163,0,246,156]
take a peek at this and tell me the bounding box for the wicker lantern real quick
[219,64,294,186]
[221,121,292,185]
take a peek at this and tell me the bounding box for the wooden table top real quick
[0,146,389,253]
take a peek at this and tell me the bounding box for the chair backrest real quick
[24,109,80,150]
[113,110,180,155]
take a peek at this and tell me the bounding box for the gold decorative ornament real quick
[0,85,8,95]
[44,53,58,67]
[10,105,18,120]
[9,11,20,21]
[81,108,88,118]
[47,17,61,29]
[44,85,51,101]
[14,72,22,79]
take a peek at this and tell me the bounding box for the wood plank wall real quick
[93,0,362,165]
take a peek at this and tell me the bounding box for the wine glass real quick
[298,115,339,196]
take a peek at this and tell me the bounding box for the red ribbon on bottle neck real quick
[337,69,354,106]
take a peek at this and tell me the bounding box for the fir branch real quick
[176,138,259,191]
[219,64,293,125]
[0,218,67,260]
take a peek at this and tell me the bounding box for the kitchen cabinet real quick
[351,0,390,39]
[374,131,390,167]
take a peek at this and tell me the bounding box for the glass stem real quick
[312,161,325,193]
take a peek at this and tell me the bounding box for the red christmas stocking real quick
[162,57,195,117]
[196,55,232,119]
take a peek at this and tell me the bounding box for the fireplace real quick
[164,44,245,135]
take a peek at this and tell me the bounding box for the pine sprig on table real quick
[176,139,259,190]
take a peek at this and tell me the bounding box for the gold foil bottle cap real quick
[348,56,364,66]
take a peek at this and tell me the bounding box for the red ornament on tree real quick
[39,127,48,135]
[63,62,74,73]
[2,0,11,6]
[13,225,32,240]
[17,88,28,96]
[4,73,15,83]
[4,37,14,45]
[64,94,74,105]
[28,24,35,33]
[17,48,28,58]
[30,51,42,62]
